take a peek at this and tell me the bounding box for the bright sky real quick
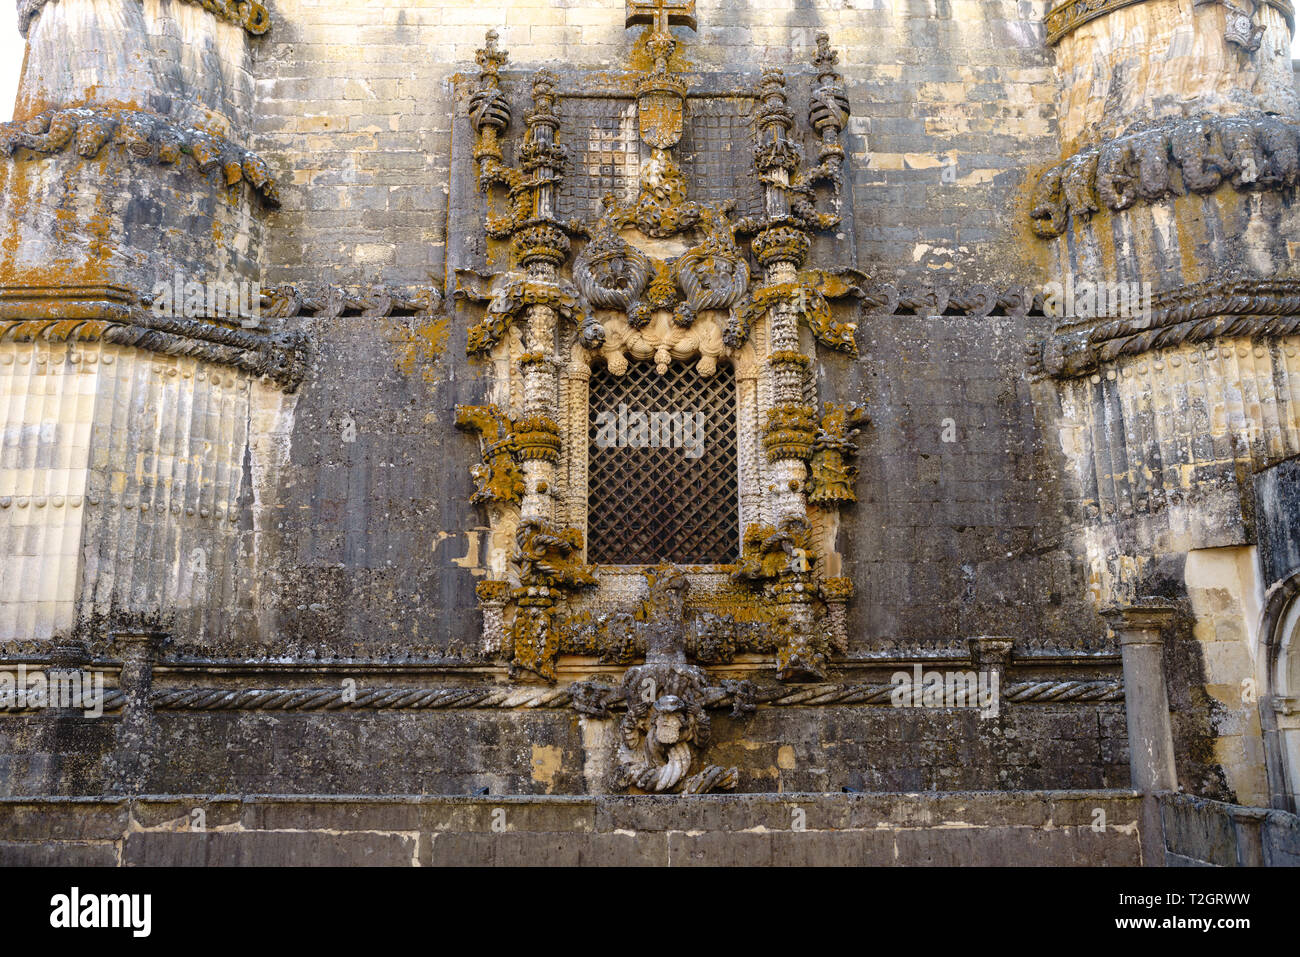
[0,11,1297,122]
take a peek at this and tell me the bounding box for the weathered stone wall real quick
[0,339,292,646]
[1184,548,1269,807]
[1159,791,1300,865]
[17,0,259,131]
[1052,0,1297,153]
[8,0,1291,809]
[2,0,271,292]
[0,696,1129,796]
[256,0,1057,288]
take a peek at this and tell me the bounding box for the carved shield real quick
[637,87,685,150]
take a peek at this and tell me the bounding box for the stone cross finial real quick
[626,0,697,31]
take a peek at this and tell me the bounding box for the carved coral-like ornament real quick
[763,402,819,461]
[807,401,869,506]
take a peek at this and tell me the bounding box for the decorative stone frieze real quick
[0,107,281,207]
[0,284,306,391]
[1030,278,1300,379]
[261,283,442,319]
[18,0,272,37]
[1028,113,1300,238]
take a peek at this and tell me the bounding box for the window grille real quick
[586,359,739,565]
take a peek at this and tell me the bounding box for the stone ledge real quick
[0,791,1147,866]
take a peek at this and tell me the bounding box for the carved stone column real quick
[106,628,167,795]
[968,635,1014,713]
[515,72,565,527]
[1104,604,1178,793]
[47,638,90,719]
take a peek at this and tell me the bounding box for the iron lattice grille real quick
[587,359,739,565]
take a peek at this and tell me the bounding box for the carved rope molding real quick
[1044,0,1294,45]
[0,285,308,391]
[0,679,1124,713]
[1030,277,1300,379]
[17,0,271,37]
[1028,113,1300,239]
[0,107,281,207]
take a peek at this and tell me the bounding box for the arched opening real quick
[1261,576,1300,812]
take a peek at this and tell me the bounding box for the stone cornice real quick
[1030,277,1300,379]
[1045,0,1294,46]
[0,284,307,391]
[17,0,271,38]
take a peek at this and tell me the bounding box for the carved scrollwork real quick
[261,283,441,320]
[585,310,728,376]
[672,202,750,329]
[572,197,654,327]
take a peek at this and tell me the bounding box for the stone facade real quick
[2,0,1300,865]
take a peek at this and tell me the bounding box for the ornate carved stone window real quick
[452,6,868,695]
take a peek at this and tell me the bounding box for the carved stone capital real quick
[968,636,1015,669]
[1102,604,1176,644]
